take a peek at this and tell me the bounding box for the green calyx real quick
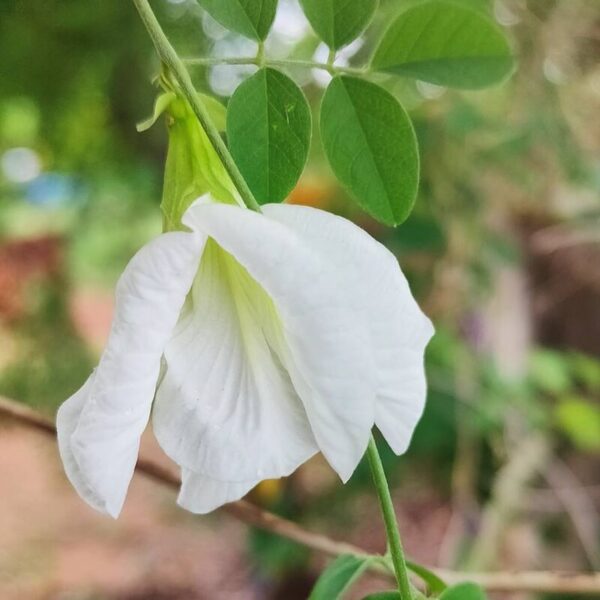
[138,86,239,232]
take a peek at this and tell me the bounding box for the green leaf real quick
[227,67,311,204]
[371,0,515,89]
[362,591,427,600]
[197,0,277,41]
[439,582,488,600]
[309,555,371,600]
[406,560,447,594]
[556,397,600,452]
[320,76,419,226]
[299,0,378,50]
[529,349,572,395]
[569,352,600,392]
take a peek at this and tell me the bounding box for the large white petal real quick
[153,238,319,484]
[262,204,434,455]
[164,202,377,483]
[177,469,259,514]
[57,373,106,511]
[57,231,205,517]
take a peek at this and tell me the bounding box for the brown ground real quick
[0,424,262,600]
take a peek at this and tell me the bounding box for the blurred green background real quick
[0,1,598,599]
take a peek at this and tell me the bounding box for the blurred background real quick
[0,0,599,599]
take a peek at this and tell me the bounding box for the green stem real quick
[256,41,266,67]
[132,0,261,213]
[183,56,366,76]
[367,435,413,599]
[326,48,336,72]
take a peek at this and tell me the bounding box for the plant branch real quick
[467,433,551,570]
[131,0,261,212]
[183,56,365,76]
[1,395,600,595]
[544,459,600,570]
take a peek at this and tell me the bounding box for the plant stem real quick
[183,56,366,76]
[326,48,336,71]
[131,0,261,213]
[367,435,413,599]
[256,41,266,67]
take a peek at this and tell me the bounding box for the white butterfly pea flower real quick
[57,197,433,518]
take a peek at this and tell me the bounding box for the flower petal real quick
[261,204,434,455]
[57,231,205,517]
[177,469,258,514]
[171,202,378,483]
[57,373,107,512]
[153,238,319,484]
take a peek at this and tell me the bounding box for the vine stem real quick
[367,435,413,599]
[131,0,261,213]
[183,56,366,76]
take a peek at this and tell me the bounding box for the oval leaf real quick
[299,0,378,50]
[227,67,311,204]
[371,0,515,89]
[320,76,419,225]
[440,582,488,600]
[309,554,371,600]
[197,0,277,41]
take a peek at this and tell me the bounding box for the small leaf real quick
[309,554,371,600]
[406,560,447,594]
[371,0,515,89]
[556,397,600,452]
[299,0,378,50]
[439,582,488,600]
[320,76,419,226]
[362,591,427,600]
[529,349,571,395]
[197,0,277,41]
[227,67,311,204]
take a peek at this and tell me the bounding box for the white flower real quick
[57,198,433,517]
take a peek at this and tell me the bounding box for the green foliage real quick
[299,0,378,50]
[406,560,447,594]
[0,280,94,412]
[439,582,488,599]
[0,97,40,145]
[569,352,600,392]
[555,398,600,452]
[249,527,310,577]
[308,554,371,600]
[196,0,277,41]
[361,590,427,600]
[227,67,311,204]
[320,76,419,225]
[371,0,514,89]
[529,349,572,395]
